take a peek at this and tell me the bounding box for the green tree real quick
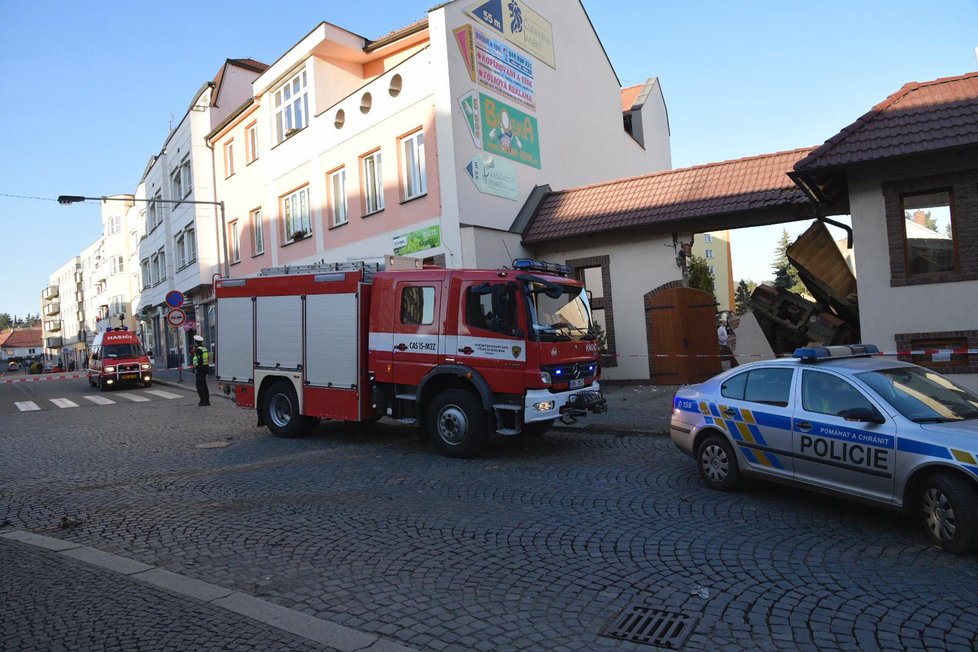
[734,279,757,315]
[687,254,715,297]
[771,229,805,294]
[0,313,11,330]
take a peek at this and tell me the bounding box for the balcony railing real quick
[45,320,61,332]
[45,337,63,349]
[43,303,60,316]
[42,285,59,300]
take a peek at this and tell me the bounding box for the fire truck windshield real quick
[524,281,595,342]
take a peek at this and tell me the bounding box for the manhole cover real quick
[602,604,698,648]
[195,441,230,449]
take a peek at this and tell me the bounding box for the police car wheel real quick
[919,473,978,554]
[427,389,487,458]
[262,381,305,438]
[696,433,741,491]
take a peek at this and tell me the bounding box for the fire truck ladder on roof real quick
[259,255,423,283]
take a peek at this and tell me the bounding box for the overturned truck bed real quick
[749,221,859,354]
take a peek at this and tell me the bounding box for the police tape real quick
[0,372,88,384]
[599,348,978,359]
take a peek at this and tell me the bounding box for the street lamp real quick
[57,195,229,277]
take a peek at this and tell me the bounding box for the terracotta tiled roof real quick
[523,148,815,244]
[0,327,42,348]
[620,84,643,112]
[795,72,978,171]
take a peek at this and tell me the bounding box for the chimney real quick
[913,210,927,225]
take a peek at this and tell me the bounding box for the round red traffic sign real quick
[165,290,185,308]
[166,309,186,327]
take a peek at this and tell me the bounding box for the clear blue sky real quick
[1,0,976,318]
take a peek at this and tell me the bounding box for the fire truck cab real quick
[215,258,606,457]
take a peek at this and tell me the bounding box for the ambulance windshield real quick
[102,343,145,358]
[523,280,595,342]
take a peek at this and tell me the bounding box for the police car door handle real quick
[722,409,737,417]
[795,421,812,433]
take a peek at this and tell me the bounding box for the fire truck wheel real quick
[262,381,306,438]
[520,419,556,438]
[427,389,487,457]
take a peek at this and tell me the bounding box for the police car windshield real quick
[524,282,594,342]
[857,367,978,422]
[102,344,144,358]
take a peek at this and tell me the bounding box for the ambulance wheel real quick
[98,378,108,392]
[427,389,487,458]
[918,473,978,554]
[262,381,305,438]
[143,380,153,388]
[520,419,555,438]
[696,433,741,491]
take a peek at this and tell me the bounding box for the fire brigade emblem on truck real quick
[551,347,558,357]
[512,346,522,359]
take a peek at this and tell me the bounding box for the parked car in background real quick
[671,344,978,554]
[6,361,21,372]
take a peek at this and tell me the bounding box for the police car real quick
[670,344,978,553]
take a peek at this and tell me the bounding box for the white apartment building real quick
[41,256,85,367]
[136,59,268,367]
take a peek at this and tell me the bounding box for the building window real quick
[400,286,435,325]
[362,151,384,215]
[708,265,716,275]
[282,187,311,241]
[185,227,196,263]
[108,216,122,235]
[181,157,192,197]
[360,92,372,114]
[223,139,235,178]
[175,232,186,268]
[704,233,713,243]
[389,74,403,97]
[251,209,264,255]
[150,254,160,286]
[274,69,309,144]
[906,335,972,371]
[141,260,151,289]
[245,122,258,164]
[705,249,714,259]
[901,190,956,276]
[147,195,163,231]
[229,220,240,263]
[110,255,124,275]
[158,249,166,280]
[329,169,347,227]
[401,131,426,200]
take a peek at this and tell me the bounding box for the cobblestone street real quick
[2,380,978,650]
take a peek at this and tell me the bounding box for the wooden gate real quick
[645,286,721,385]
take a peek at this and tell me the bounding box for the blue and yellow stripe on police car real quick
[717,404,784,470]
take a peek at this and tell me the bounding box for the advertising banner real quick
[464,154,519,200]
[393,225,441,256]
[478,93,540,168]
[467,0,555,68]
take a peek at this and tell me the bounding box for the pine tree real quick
[771,229,805,294]
[734,279,756,315]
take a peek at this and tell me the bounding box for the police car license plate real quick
[120,373,138,380]
[570,378,585,389]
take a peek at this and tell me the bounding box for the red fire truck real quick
[215,257,606,457]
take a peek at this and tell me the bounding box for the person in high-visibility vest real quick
[193,335,210,406]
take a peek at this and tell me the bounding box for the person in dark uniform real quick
[192,335,210,406]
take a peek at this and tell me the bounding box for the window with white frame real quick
[150,254,160,285]
[229,220,240,263]
[109,295,125,316]
[110,255,124,275]
[329,169,347,227]
[362,151,384,214]
[223,139,235,178]
[273,69,309,144]
[175,231,186,268]
[704,233,713,243]
[246,122,258,164]
[705,249,714,259]
[282,187,310,241]
[401,131,426,199]
[251,209,264,254]
[180,157,192,198]
[171,166,184,199]
[108,215,122,235]
[158,249,166,280]
[185,227,196,262]
[141,259,151,288]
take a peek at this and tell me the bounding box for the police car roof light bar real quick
[512,259,573,276]
[794,344,880,362]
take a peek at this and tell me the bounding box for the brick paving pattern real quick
[2,388,978,650]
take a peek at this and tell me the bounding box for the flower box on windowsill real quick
[289,230,308,242]
[285,127,302,139]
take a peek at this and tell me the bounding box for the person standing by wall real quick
[718,316,739,369]
[192,335,210,406]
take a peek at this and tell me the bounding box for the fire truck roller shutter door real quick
[217,297,254,382]
[256,296,302,369]
[306,293,358,387]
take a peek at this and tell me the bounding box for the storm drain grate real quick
[601,604,698,649]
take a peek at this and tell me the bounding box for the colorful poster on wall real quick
[393,225,441,256]
[464,154,519,200]
[455,27,535,109]
[458,91,482,148]
[478,92,540,168]
[467,0,555,69]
